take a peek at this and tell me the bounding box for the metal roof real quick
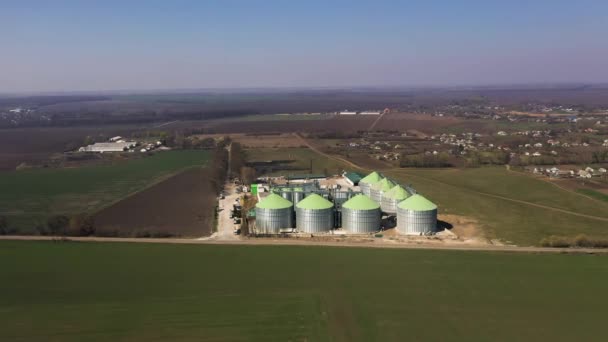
[342,194,380,210]
[359,171,382,185]
[256,193,293,209]
[397,194,437,211]
[296,193,333,210]
[384,185,409,200]
[344,172,363,183]
[286,174,326,180]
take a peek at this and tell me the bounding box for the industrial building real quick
[253,170,439,236]
[79,141,137,153]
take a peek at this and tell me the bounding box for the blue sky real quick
[1,0,607,92]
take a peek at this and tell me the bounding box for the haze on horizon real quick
[1,0,607,93]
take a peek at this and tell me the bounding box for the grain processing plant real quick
[252,171,438,236]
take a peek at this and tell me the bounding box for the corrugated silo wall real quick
[296,207,334,233]
[255,207,293,233]
[396,208,437,235]
[360,183,371,196]
[281,191,293,202]
[293,191,305,206]
[380,196,399,215]
[370,188,384,203]
[341,207,381,233]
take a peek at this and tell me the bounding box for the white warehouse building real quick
[79,142,136,153]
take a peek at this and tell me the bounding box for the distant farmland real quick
[0,150,210,232]
[1,241,607,341]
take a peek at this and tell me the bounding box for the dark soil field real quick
[373,112,463,133]
[188,116,376,134]
[94,167,216,237]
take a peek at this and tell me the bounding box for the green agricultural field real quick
[0,150,209,231]
[246,147,346,176]
[0,241,607,341]
[577,188,608,202]
[386,167,608,245]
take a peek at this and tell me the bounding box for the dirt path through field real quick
[368,112,385,131]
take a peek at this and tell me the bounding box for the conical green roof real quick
[256,193,293,209]
[372,178,395,191]
[296,193,333,210]
[384,185,409,200]
[397,194,437,211]
[342,194,380,210]
[359,171,383,185]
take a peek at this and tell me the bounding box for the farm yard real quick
[0,241,607,341]
[0,150,210,233]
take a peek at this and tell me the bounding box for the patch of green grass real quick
[386,167,608,245]
[246,147,346,176]
[0,241,607,341]
[0,150,209,230]
[577,188,608,202]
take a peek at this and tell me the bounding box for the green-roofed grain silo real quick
[295,193,334,233]
[381,184,410,214]
[359,171,383,196]
[370,178,396,203]
[396,194,437,235]
[255,193,294,233]
[341,194,381,233]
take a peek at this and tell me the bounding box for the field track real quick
[2,235,607,254]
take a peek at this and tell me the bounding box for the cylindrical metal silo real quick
[341,194,381,234]
[255,193,294,233]
[292,187,305,205]
[381,185,410,215]
[295,193,334,233]
[396,194,438,235]
[359,171,383,197]
[370,178,395,203]
[280,187,293,202]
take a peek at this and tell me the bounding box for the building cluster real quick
[338,108,389,115]
[253,171,439,236]
[78,136,163,153]
[530,166,607,178]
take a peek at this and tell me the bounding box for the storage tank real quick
[341,194,381,233]
[280,187,293,202]
[292,187,305,205]
[255,193,294,233]
[359,171,383,197]
[397,194,438,235]
[295,193,334,233]
[370,178,396,203]
[381,185,410,215]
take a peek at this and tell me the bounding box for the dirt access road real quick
[2,235,608,255]
[213,183,241,241]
